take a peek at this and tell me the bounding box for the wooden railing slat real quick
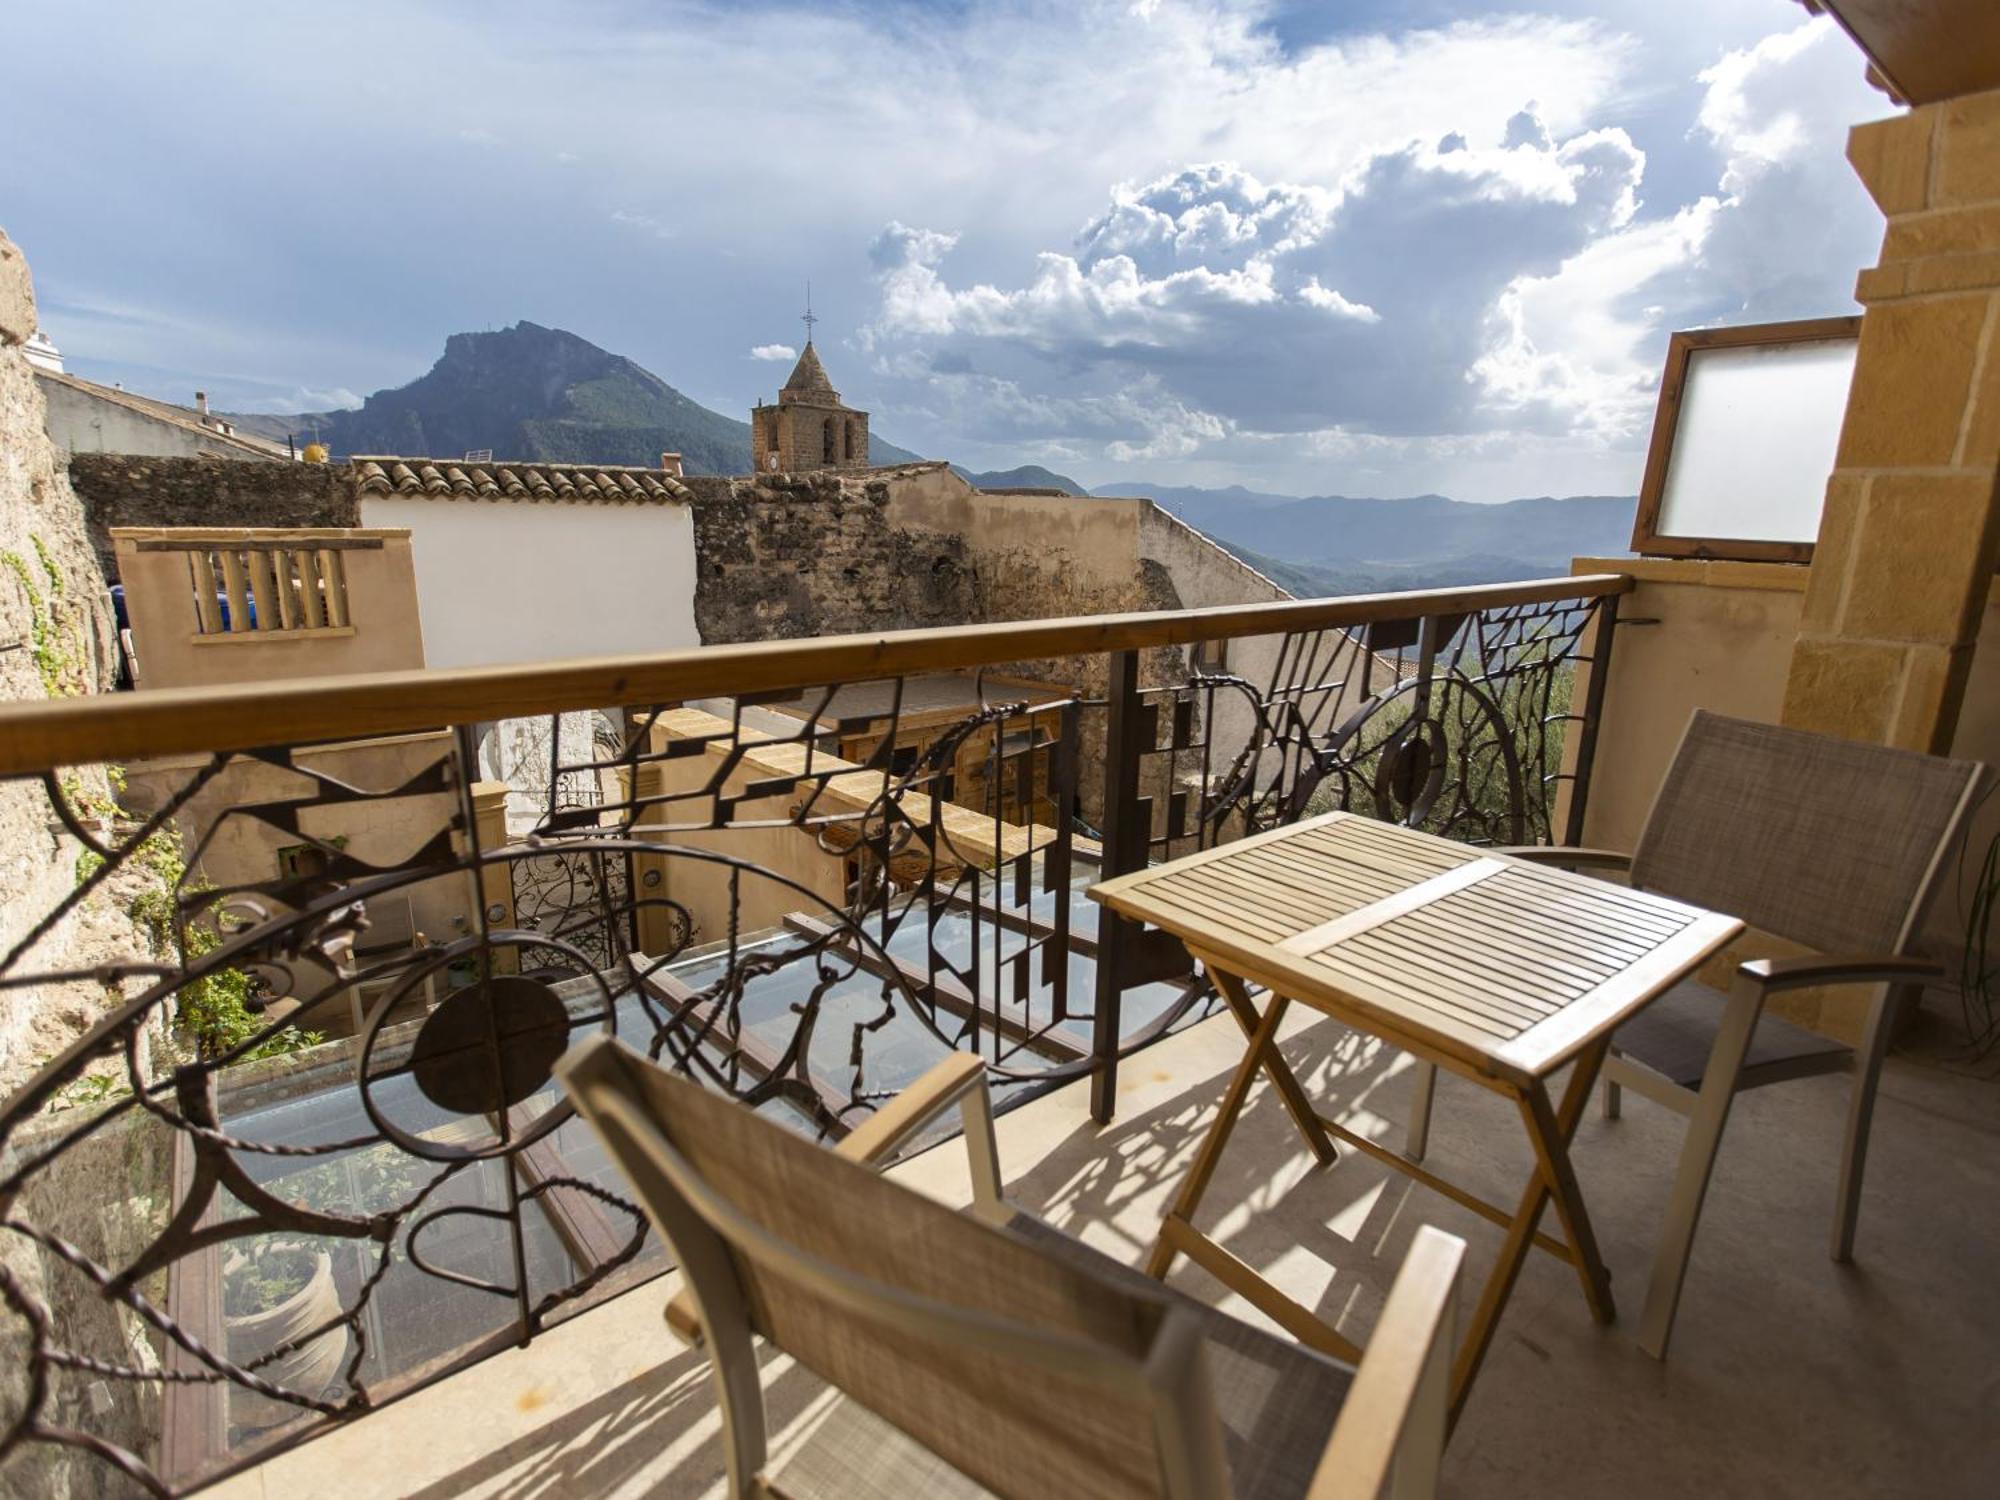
[0,573,1629,774]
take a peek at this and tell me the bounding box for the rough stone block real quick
[1854,263,1908,303]
[1904,250,2000,295]
[1798,474,1865,635]
[0,229,34,346]
[1849,109,1934,216]
[1837,296,1988,467]
[1781,638,1903,744]
[1937,88,2000,208]
[1891,642,1974,754]
[1883,203,2000,261]
[1962,297,2000,467]
[1843,472,2000,644]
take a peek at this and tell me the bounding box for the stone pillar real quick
[1783,89,2000,752]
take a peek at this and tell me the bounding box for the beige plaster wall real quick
[1567,555,2000,1040]
[356,492,699,668]
[122,732,477,960]
[112,528,424,689]
[630,729,848,954]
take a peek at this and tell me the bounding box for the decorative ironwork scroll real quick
[0,585,1613,1494]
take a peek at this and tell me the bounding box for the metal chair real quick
[1408,709,1986,1358]
[558,1037,1466,1500]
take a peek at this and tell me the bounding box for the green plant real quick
[2,538,79,697]
[109,806,324,1063]
[223,1242,319,1320]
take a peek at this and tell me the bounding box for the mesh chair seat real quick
[1616,974,1852,1091]
[773,1211,1352,1500]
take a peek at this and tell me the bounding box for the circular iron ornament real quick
[355,922,618,1164]
[1373,716,1449,823]
[409,976,572,1114]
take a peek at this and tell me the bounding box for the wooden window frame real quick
[1630,315,1862,565]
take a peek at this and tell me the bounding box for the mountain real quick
[1221,547,1584,599]
[226,321,925,474]
[1095,482,1636,570]
[949,463,1087,494]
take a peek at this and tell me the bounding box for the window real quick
[1631,317,1860,564]
[822,418,836,464]
[844,421,855,462]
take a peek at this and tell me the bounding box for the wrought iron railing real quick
[0,573,1625,1494]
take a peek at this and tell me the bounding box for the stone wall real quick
[1784,87,2000,753]
[684,464,980,641]
[0,228,132,1096]
[68,452,354,577]
[1,229,177,1498]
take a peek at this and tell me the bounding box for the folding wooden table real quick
[1089,811,1742,1424]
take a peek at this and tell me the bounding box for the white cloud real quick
[1299,279,1380,322]
[750,343,797,361]
[1468,16,1881,440]
[610,208,676,241]
[233,385,365,414]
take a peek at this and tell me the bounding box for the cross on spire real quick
[801,282,818,345]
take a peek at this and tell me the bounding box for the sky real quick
[0,1,1890,500]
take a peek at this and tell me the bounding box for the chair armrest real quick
[835,1051,989,1168]
[1495,845,1633,871]
[664,1051,1005,1349]
[1740,954,1943,994]
[1307,1226,1465,1500]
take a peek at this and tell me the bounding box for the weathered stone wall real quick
[68,452,354,577]
[2,229,178,1499]
[0,229,130,1094]
[685,464,979,641]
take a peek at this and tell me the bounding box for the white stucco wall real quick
[356,495,700,667]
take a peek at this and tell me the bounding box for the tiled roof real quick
[351,458,695,504]
[779,341,841,403]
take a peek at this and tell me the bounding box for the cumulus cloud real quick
[862,12,1882,490]
[750,343,797,361]
[1471,17,1881,437]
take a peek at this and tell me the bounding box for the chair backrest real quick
[557,1035,1230,1500]
[1630,711,1987,957]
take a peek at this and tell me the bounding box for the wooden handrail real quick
[0,573,1629,774]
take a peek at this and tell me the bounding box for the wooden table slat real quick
[1462,878,1684,945]
[1390,904,1620,989]
[1354,923,1585,1007]
[1444,884,1661,962]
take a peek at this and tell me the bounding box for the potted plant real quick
[223,1240,349,1435]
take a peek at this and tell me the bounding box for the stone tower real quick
[750,341,869,473]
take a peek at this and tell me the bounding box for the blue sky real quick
[1,1,1888,499]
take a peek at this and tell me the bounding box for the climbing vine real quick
[63,771,324,1067]
[3,533,81,697]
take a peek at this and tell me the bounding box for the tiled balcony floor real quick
[211,1001,2000,1499]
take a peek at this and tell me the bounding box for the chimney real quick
[195,391,210,417]
[659,451,684,478]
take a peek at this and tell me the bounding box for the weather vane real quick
[801,281,818,345]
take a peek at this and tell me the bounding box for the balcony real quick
[3,568,1998,1497]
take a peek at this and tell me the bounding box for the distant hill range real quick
[226,321,923,475]
[1091,481,1636,594]
[950,464,1088,495]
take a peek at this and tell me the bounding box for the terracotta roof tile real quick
[347,456,695,504]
